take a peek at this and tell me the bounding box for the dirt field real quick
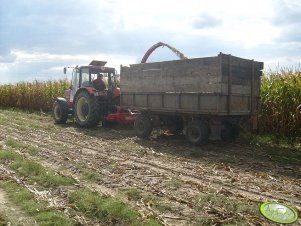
[0,109,300,225]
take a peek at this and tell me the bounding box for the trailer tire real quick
[74,91,100,128]
[53,100,68,124]
[221,122,239,141]
[186,120,209,145]
[134,114,152,138]
[168,117,184,135]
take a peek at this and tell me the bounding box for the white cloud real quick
[192,13,222,29]
[1,0,301,84]
[0,49,136,84]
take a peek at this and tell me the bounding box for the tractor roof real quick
[79,65,115,73]
[89,60,107,66]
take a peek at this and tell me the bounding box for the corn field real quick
[260,69,301,136]
[1,70,301,136]
[0,80,70,112]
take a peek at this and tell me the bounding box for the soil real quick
[0,110,300,225]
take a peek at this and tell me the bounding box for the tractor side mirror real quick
[63,67,67,74]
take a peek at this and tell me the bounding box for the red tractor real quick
[53,60,137,127]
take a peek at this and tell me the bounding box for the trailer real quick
[120,53,263,145]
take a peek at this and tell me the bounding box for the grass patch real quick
[31,122,43,129]
[144,218,162,226]
[0,181,73,226]
[80,168,99,182]
[0,213,7,226]
[11,159,44,177]
[154,202,174,213]
[0,147,74,188]
[241,133,301,165]
[194,192,257,225]
[69,188,161,226]
[143,194,174,213]
[164,176,182,189]
[0,149,20,161]
[195,192,256,214]
[5,138,40,155]
[10,159,74,188]
[113,142,138,152]
[35,171,75,188]
[5,138,27,149]
[28,145,39,155]
[241,132,296,147]
[69,188,138,225]
[125,188,142,201]
[52,144,69,152]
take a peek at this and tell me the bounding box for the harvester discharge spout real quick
[140,42,188,63]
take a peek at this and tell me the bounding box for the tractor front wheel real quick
[53,100,68,124]
[74,91,100,128]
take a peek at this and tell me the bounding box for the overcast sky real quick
[0,0,301,84]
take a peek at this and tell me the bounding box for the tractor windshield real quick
[70,68,79,102]
[79,67,114,89]
[81,68,90,87]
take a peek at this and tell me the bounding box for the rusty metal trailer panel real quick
[120,53,263,116]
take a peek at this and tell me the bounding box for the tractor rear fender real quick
[73,88,95,104]
[83,87,97,95]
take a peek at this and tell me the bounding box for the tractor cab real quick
[68,61,119,103]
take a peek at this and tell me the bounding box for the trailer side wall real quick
[120,53,263,116]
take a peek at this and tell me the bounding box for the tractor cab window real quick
[113,73,120,88]
[70,68,79,102]
[81,68,90,87]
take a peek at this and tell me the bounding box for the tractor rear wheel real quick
[74,91,100,128]
[53,100,68,124]
[134,114,152,138]
[186,120,209,145]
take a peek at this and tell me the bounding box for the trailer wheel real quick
[53,100,68,124]
[186,120,209,145]
[74,91,100,128]
[134,114,152,138]
[221,122,239,141]
[168,117,184,135]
